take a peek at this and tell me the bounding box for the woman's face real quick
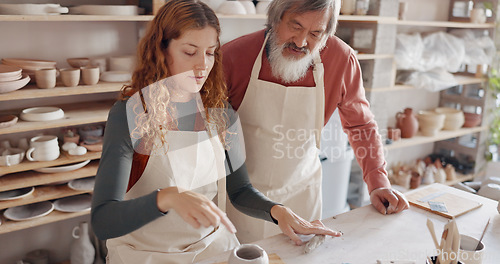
[165,26,218,100]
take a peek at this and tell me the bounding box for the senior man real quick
[222,0,409,243]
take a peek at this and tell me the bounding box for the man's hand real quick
[370,187,409,214]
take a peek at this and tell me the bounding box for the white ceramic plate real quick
[3,201,54,221]
[68,176,96,191]
[0,74,30,94]
[100,71,131,82]
[53,194,92,213]
[34,160,91,174]
[20,106,64,122]
[0,187,34,201]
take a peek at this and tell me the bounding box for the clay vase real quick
[396,108,419,138]
[70,221,95,264]
[228,244,269,264]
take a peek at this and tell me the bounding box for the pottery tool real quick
[303,234,326,254]
[426,219,441,249]
[475,218,490,250]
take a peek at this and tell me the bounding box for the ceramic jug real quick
[396,108,419,138]
[70,221,95,264]
[228,244,269,264]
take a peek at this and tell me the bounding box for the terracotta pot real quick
[387,127,401,141]
[396,108,419,138]
[409,171,422,189]
[463,112,481,127]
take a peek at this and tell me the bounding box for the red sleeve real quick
[338,52,391,193]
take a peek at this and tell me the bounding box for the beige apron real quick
[106,129,239,264]
[227,35,325,243]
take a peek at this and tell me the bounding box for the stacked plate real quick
[1,58,57,83]
[0,64,30,94]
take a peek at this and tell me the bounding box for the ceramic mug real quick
[81,66,100,85]
[228,244,269,264]
[459,234,484,264]
[35,68,57,89]
[26,135,60,162]
[60,68,80,87]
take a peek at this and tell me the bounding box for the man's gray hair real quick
[266,0,340,37]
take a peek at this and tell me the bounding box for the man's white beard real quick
[267,31,322,84]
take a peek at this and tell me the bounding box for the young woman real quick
[91,0,340,263]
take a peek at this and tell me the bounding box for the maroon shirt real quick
[222,29,391,192]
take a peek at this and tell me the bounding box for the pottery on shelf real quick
[218,1,247,15]
[417,110,445,137]
[70,221,95,264]
[396,108,419,138]
[340,0,356,15]
[434,107,464,130]
[463,112,482,127]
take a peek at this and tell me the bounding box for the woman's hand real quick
[270,205,342,245]
[157,187,236,233]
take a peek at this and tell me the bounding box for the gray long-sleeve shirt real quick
[91,99,279,240]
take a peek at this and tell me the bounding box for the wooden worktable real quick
[200,183,500,264]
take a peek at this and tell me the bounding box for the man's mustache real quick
[283,42,309,54]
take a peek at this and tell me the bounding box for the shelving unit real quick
[0,161,99,192]
[384,126,488,150]
[0,100,113,135]
[0,210,89,235]
[0,82,123,101]
[365,74,486,92]
[0,13,129,238]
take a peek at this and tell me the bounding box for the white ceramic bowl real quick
[0,4,68,15]
[109,56,136,72]
[0,74,30,94]
[417,110,445,136]
[70,5,139,16]
[20,107,64,122]
[434,107,465,130]
[218,1,247,15]
[100,71,132,82]
[3,201,54,221]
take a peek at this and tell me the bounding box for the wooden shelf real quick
[384,126,487,151]
[0,185,91,210]
[0,15,153,22]
[356,53,393,60]
[0,82,123,102]
[396,20,495,28]
[217,14,266,19]
[366,75,486,92]
[0,210,89,235]
[0,161,98,192]
[339,15,398,23]
[0,151,101,176]
[0,100,113,135]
